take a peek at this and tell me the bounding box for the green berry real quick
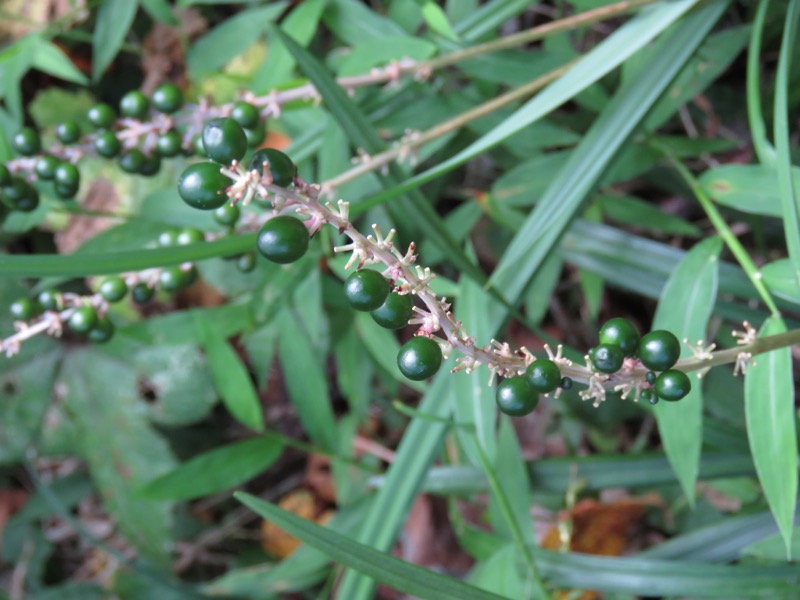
[158,228,180,247]
[0,164,9,186]
[250,148,296,186]
[344,270,390,311]
[525,358,561,394]
[10,298,37,320]
[495,376,539,417]
[87,103,116,129]
[139,153,161,176]
[13,127,41,156]
[244,122,266,148]
[157,130,183,157]
[638,330,681,372]
[54,181,79,200]
[94,131,121,158]
[193,135,205,156]
[131,282,155,304]
[119,90,149,119]
[159,266,194,292]
[256,216,309,264]
[99,276,128,302]
[397,336,442,381]
[560,377,573,390]
[55,121,81,144]
[590,343,624,374]
[151,83,183,114]
[87,316,115,343]
[237,252,256,273]
[640,388,656,404]
[598,317,639,357]
[230,101,260,129]
[371,292,413,329]
[213,203,240,227]
[645,371,657,384]
[202,118,247,164]
[68,305,98,333]
[118,148,145,173]
[3,177,39,212]
[38,289,62,311]
[176,227,205,245]
[54,163,80,188]
[35,155,59,180]
[654,369,691,402]
[177,162,232,210]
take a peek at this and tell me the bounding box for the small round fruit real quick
[119,90,149,119]
[638,330,681,372]
[54,163,80,188]
[202,118,247,164]
[87,103,116,129]
[654,369,691,402]
[159,266,192,292]
[10,298,37,320]
[3,178,39,212]
[344,270,390,312]
[38,289,62,311]
[230,101,260,128]
[139,153,161,176]
[55,121,80,144]
[68,305,98,333]
[158,228,180,247]
[495,376,539,417]
[88,316,115,343]
[645,371,657,384]
[250,148,296,186]
[177,162,232,210]
[176,227,204,245]
[54,181,79,200]
[131,282,155,304]
[397,336,442,381]
[525,358,561,394]
[99,276,128,302]
[598,317,639,357]
[244,122,265,148]
[13,127,41,156]
[94,131,121,158]
[156,130,182,157]
[640,388,656,404]
[560,377,573,390]
[151,83,183,114]
[35,155,59,180]
[590,343,624,374]
[237,252,256,273]
[371,292,413,329]
[118,148,145,173]
[256,216,309,264]
[213,203,240,227]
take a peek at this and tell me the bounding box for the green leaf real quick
[234,492,509,600]
[322,0,407,44]
[193,311,264,431]
[92,0,138,81]
[762,259,800,305]
[139,436,284,501]
[652,236,722,504]
[31,37,88,85]
[422,2,459,40]
[699,164,800,217]
[139,0,178,24]
[598,193,701,237]
[745,316,798,557]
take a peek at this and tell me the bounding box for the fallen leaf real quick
[260,489,333,558]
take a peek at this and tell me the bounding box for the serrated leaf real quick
[235,492,509,600]
[652,236,722,504]
[745,316,797,557]
[139,435,283,500]
[193,311,264,431]
[92,0,138,81]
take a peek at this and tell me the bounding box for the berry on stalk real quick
[397,336,442,381]
[496,376,539,416]
[256,216,309,264]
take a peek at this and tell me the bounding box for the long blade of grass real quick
[747,0,775,164]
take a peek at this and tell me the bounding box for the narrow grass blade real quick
[234,492,510,600]
[652,237,722,504]
[747,0,775,165]
[745,316,798,557]
[92,0,138,80]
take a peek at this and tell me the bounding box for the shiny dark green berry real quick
[598,317,639,357]
[131,282,155,304]
[237,251,256,273]
[159,266,193,292]
[230,101,260,128]
[344,270,390,311]
[68,305,98,333]
[560,377,573,390]
[38,289,62,311]
[202,118,247,164]
[213,203,240,227]
[99,276,128,302]
[94,131,121,158]
[54,181,79,199]
[54,163,80,188]
[55,121,80,144]
[525,358,561,394]
[3,177,39,212]
[638,330,681,372]
[397,336,442,381]
[495,376,539,417]
[139,153,161,176]
[250,148,296,186]
[87,103,116,129]
[87,316,115,343]
[10,298,37,320]
[645,371,656,384]
[157,130,183,157]
[0,164,9,187]
[151,83,183,114]
[244,122,265,148]
[370,292,413,329]
[13,127,41,156]
[590,343,624,374]
[119,90,149,119]
[640,388,656,404]
[35,155,59,180]
[654,369,691,402]
[176,227,205,245]
[119,148,145,173]
[256,216,309,264]
[158,228,180,247]
[177,162,232,210]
